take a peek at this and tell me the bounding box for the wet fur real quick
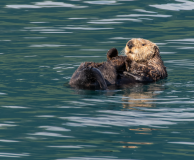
[124,38,168,81]
[69,48,135,90]
[84,61,118,85]
[69,39,167,90]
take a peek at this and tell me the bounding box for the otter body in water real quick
[69,39,167,90]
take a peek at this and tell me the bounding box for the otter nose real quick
[127,42,133,49]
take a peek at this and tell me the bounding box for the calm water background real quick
[1,0,194,159]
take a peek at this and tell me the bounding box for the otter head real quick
[125,38,159,62]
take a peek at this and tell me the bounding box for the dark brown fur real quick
[108,56,130,72]
[79,61,118,85]
[69,48,134,90]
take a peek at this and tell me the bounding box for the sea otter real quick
[123,38,168,81]
[69,39,167,90]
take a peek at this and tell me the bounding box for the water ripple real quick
[63,26,113,30]
[39,126,71,131]
[166,38,194,42]
[24,55,37,57]
[88,18,141,24]
[117,14,171,18]
[0,152,29,158]
[30,22,49,23]
[80,49,106,51]
[168,142,194,145]
[29,44,66,47]
[84,1,117,5]
[110,37,131,40]
[160,52,176,55]
[23,26,113,34]
[0,40,11,41]
[48,145,96,148]
[133,9,157,13]
[28,132,73,138]
[165,59,194,68]
[1,106,28,109]
[56,156,136,160]
[0,92,6,95]
[61,115,175,127]
[97,131,119,134]
[23,27,72,34]
[61,107,194,128]
[68,18,88,20]
[24,37,46,39]
[36,115,55,118]
[150,0,194,11]
[0,139,19,143]
[6,1,87,9]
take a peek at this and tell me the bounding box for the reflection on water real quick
[168,142,194,145]
[117,14,172,18]
[0,152,29,158]
[28,132,73,138]
[6,1,87,9]
[84,1,118,5]
[39,126,71,131]
[121,83,165,108]
[0,139,19,142]
[55,157,136,160]
[0,123,17,128]
[1,105,28,108]
[150,0,194,11]
[89,18,141,24]
[61,104,194,127]
[167,38,194,42]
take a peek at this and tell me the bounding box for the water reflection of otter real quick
[122,81,165,109]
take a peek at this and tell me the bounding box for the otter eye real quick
[142,44,145,46]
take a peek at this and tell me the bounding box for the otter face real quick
[125,38,158,62]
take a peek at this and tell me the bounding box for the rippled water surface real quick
[1,0,194,159]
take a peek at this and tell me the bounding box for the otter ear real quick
[154,45,159,55]
[107,48,118,60]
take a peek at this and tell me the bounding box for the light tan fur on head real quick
[124,38,167,81]
[125,38,158,62]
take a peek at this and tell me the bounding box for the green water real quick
[1,0,194,159]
